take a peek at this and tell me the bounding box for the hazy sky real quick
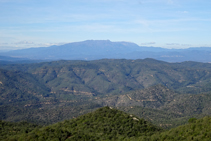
[0,0,211,50]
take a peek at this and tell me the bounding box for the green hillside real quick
[119,106,189,129]
[2,107,211,141]
[2,59,211,98]
[94,85,211,128]
[0,120,41,141]
[96,85,177,108]
[2,107,162,141]
[135,116,211,141]
[0,68,59,123]
[0,69,52,104]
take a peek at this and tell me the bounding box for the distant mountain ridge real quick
[1,40,211,62]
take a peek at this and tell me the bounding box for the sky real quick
[0,0,211,50]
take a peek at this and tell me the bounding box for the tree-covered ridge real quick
[3,58,211,97]
[2,108,211,141]
[2,107,162,141]
[135,116,211,141]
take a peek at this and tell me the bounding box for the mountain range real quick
[1,58,211,129]
[1,40,211,62]
[2,40,211,140]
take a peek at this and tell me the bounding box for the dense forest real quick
[1,107,211,141]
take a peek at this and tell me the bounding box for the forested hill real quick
[0,107,162,140]
[2,58,211,95]
[136,116,211,141]
[1,107,211,141]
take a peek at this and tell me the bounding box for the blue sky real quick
[0,0,211,50]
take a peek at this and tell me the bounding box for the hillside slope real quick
[96,85,211,128]
[1,59,211,126]
[4,107,162,141]
[2,108,211,141]
[96,85,177,108]
[0,69,51,105]
[136,116,211,141]
[2,58,211,97]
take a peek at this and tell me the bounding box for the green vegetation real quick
[95,85,211,129]
[1,107,162,141]
[135,116,211,141]
[119,106,190,129]
[0,120,41,141]
[1,107,211,141]
[3,58,211,97]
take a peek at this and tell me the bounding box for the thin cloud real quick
[14,41,34,45]
[181,44,191,46]
[166,43,180,46]
[141,42,156,45]
[166,43,192,46]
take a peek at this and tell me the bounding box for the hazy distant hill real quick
[2,40,211,62]
[0,55,45,64]
[1,40,142,60]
